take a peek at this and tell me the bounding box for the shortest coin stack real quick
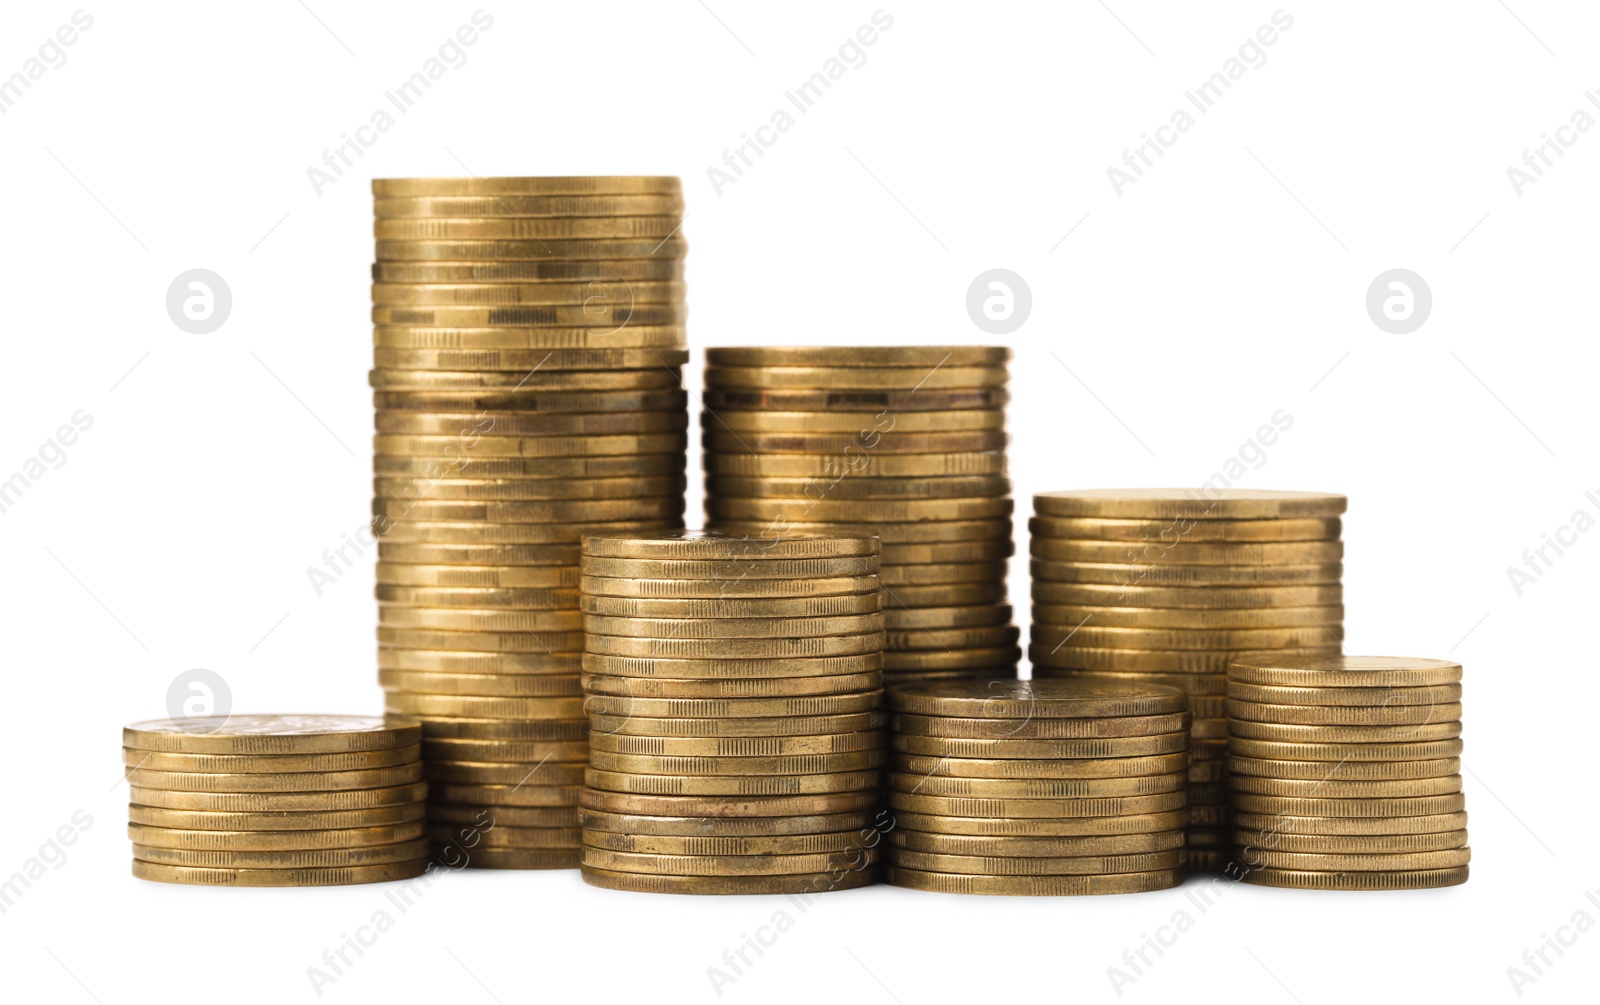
[1227,655,1470,890]
[124,715,429,886]
[884,679,1191,895]
[578,531,889,894]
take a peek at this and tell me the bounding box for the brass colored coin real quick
[584,613,884,641]
[884,584,1010,607]
[374,347,689,372]
[1031,560,1344,586]
[583,846,877,876]
[375,238,688,262]
[705,430,1010,456]
[374,326,687,349]
[887,791,1187,818]
[421,738,589,761]
[378,542,581,568]
[891,848,1184,876]
[1232,829,1470,855]
[1034,489,1347,520]
[1228,720,1462,743]
[701,386,1010,412]
[579,808,876,837]
[587,731,885,757]
[889,713,1188,741]
[886,626,1018,651]
[450,847,582,869]
[378,563,580,588]
[892,733,1189,759]
[429,804,578,828]
[1028,669,1226,693]
[1231,793,1467,818]
[410,716,587,741]
[376,433,686,459]
[123,764,423,793]
[1228,655,1464,688]
[1033,625,1342,651]
[1029,515,1342,542]
[705,346,1010,368]
[1031,581,1344,609]
[706,497,1011,522]
[887,830,1186,857]
[376,627,582,654]
[580,593,882,618]
[127,803,427,831]
[377,607,583,632]
[127,822,426,851]
[1227,681,1462,706]
[373,303,686,328]
[424,761,588,785]
[711,518,1010,546]
[373,195,685,218]
[893,752,1190,780]
[428,823,581,848]
[883,646,1019,672]
[370,366,681,391]
[428,783,582,807]
[120,746,421,773]
[889,774,1182,798]
[378,649,582,674]
[582,671,882,699]
[890,810,1189,837]
[123,716,418,755]
[884,604,1013,631]
[581,652,882,679]
[580,574,878,600]
[578,787,881,817]
[883,541,1015,563]
[705,365,1008,390]
[704,453,1008,478]
[707,411,1005,433]
[374,521,672,546]
[132,859,427,887]
[580,865,876,894]
[378,669,582,697]
[1226,699,1463,726]
[583,830,869,855]
[579,555,880,580]
[1032,605,1343,630]
[374,456,685,482]
[1030,645,1342,674]
[373,259,685,283]
[372,177,683,197]
[1241,865,1468,890]
[375,497,682,523]
[885,866,1183,896]
[581,529,880,560]
[888,678,1186,718]
[587,749,883,776]
[881,562,1008,586]
[132,839,431,869]
[1227,755,1461,781]
[375,410,687,437]
[374,475,684,502]
[585,768,883,793]
[384,693,584,719]
[1031,539,1343,565]
[130,783,427,813]
[582,691,881,718]
[1231,775,1462,798]
[375,217,684,240]
[584,633,883,660]
[586,711,887,737]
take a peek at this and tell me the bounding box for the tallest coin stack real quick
[369,177,691,867]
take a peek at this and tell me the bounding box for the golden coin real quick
[582,529,881,560]
[423,761,587,785]
[890,809,1189,837]
[582,671,882,699]
[447,846,582,869]
[579,787,880,817]
[582,691,881,718]
[888,791,1187,818]
[579,592,882,619]
[375,498,682,523]
[384,692,584,719]
[705,434,1008,458]
[376,216,683,241]
[886,626,1019,651]
[375,386,687,412]
[373,259,686,283]
[579,555,879,580]
[374,347,689,372]
[372,177,683,197]
[1029,515,1341,542]
[579,808,876,837]
[376,277,684,303]
[892,733,1188,759]
[1228,655,1464,688]
[377,610,582,635]
[1227,681,1462,707]
[1226,699,1462,726]
[375,433,686,461]
[130,783,427,812]
[1227,755,1460,781]
[882,646,1019,671]
[883,541,1015,563]
[586,711,886,737]
[893,752,1190,779]
[132,859,427,887]
[378,649,581,674]
[1034,625,1342,651]
[123,764,423,793]
[429,804,578,827]
[583,633,883,660]
[377,325,686,349]
[889,773,1183,798]
[705,346,1010,368]
[410,716,587,741]
[707,410,1006,434]
[378,563,580,588]
[881,562,1009,586]
[1228,720,1462,743]
[705,365,1008,390]
[580,574,877,600]
[371,367,681,391]
[119,746,421,773]
[586,731,884,757]
[373,194,685,218]
[376,238,688,262]
[374,456,685,482]
[582,846,876,876]
[1231,775,1462,798]
[885,866,1182,896]
[1241,865,1468,890]
[1031,539,1344,565]
[123,716,418,755]
[373,303,686,328]
[887,830,1185,857]
[1026,671,1217,696]
[375,410,687,438]
[889,713,1188,741]
[1030,645,1342,674]
[583,830,869,855]
[427,823,581,848]
[132,839,430,869]
[377,669,582,697]
[127,803,428,831]
[1030,581,1344,609]
[580,865,876,894]
[703,453,1008,479]
[582,613,884,641]
[888,678,1187,719]
[586,749,884,776]
[1231,793,1467,817]
[127,822,426,851]
[421,738,589,761]
[702,387,1011,412]
[428,782,581,807]
[379,542,580,566]
[1034,489,1347,520]
[884,584,1010,607]
[377,627,581,654]
[892,848,1184,876]
[581,652,882,679]
[1232,829,1469,855]
[374,476,685,503]
[712,518,1010,546]
[1031,560,1344,586]
[374,521,671,546]
[1033,605,1343,631]
[884,604,1013,631]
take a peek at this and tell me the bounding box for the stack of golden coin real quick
[701,346,1018,688]
[883,679,1190,895]
[577,531,889,894]
[1026,489,1346,870]
[371,177,689,867]
[1227,655,1469,889]
[123,715,429,886]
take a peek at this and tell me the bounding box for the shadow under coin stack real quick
[370,176,691,867]
[578,531,888,894]
[884,680,1190,895]
[1026,489,1346,870]
[1227,655,1469,889]
[701,346,1018,689]
[124,715,428,886]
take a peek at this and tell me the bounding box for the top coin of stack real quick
[1026,489,1346,868]
[1228,655,1469,890]
[124,715,429,886]
[701,347,1018,688]
[370,177,690,867]
[578,531,889,895]
[883,679,1190,895]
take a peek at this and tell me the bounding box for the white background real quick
[0,1,1595,1002]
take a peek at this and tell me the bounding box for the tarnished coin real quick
[123,716,419,755]
[374,497,682,522]
[885,866,1184,896]
[1231,793,1467,817]
[426,782,583,807]
[886,626,1019,651]
[452,847,583,869]
[583,846,877,876]
[888,791,1187,818]
[1232,829,1470,855]
[132,839,430,869]
[374,521,671,546]
[422,761,587,786]
[428,804,578,828]
[882,647,1020,672]
[581,529,879,560]
[428,822,581,848]
[1230,775,1462,798]
[883,604,1013,631]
